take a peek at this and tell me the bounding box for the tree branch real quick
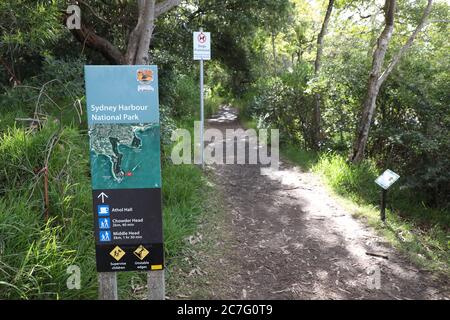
[78,0,111,25]
[63,13,125,64]
[315,0,334,74]
[379,0,433,84]
[370,0,395,84]
[155,0,182,18]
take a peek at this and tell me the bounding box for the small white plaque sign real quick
[375,169,400,190]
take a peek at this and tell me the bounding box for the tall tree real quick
[66,0,181,65]
[312,0,334,150]
[350,0,434,163]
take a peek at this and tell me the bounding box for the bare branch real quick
[63,13,125,64]
[379,0,433,84]
[155,0,182,18]
[315,0,334,74]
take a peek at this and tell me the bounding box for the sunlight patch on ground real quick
[259,162,425,289]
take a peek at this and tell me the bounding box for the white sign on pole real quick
[375,169,400,190]
[193,31,211,60]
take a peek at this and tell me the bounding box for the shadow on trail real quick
[204,105,449,300]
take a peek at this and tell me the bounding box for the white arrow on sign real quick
[97,192,109,203]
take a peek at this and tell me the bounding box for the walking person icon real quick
[99,230,111,242]
[99,218,110,229]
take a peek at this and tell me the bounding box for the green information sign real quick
[85,65,164,272]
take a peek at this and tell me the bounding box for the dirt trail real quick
[197,106,449,300]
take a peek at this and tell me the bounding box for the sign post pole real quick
[99,272,118,300]
[380,189,387,222]
[200,56,204,169]
[147,269,165,300]
[374,169,400,223]
[193,29,211,169]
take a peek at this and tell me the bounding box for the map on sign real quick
[375,169,400,190]
[89,123,161,190]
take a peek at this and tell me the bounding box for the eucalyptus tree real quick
[312,0,335,150]
[350,0,434,163]
[66,0,182,65]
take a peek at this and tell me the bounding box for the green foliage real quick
[204,94,224,118]
[239,0,450,210]
[0,0,449,297]
[368,47,450,209]
[162,163,206,258]
[161,73,199,119]
[0,0,66,89]
[312,153,450,227]
[282,144,318,171]
[314,153,379,204]
[0,58,86,131]
[0,1,62,51]
[0,123,96,299]
[245,62,313,146]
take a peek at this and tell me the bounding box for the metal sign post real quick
[200,57,204,168]
[193,29,211,169]
[85,65,165,300]
[380,189,387,222]
[375,169,400,222]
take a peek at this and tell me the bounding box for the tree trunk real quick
[350,0,396,164]
[379,0,434,84]
[350,0,433,163]
[271,31,277,74]
[312,0,334,150]
[125,0,146,64]
[135,0,156,64]
[66,0,181,65]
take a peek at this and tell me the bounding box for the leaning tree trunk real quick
[350,0,433,164]
[312,0,334,150]
[350,0,396,164]
[271,31,277,74]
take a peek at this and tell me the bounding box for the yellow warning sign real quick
[133,245,149,260]
[110,246,126,261]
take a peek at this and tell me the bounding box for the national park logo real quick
[137,69,153,83]
[137,69,154,92]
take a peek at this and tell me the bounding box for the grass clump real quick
[162,163,207,260]
[0,122,97,299]
[283,148,450,275]
[0,116,210,299]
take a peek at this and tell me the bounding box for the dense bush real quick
[246,62,313,146]
[244,45,450,211]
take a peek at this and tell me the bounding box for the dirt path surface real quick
[200,106,449,300]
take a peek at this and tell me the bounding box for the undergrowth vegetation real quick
[280,147,449,275]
